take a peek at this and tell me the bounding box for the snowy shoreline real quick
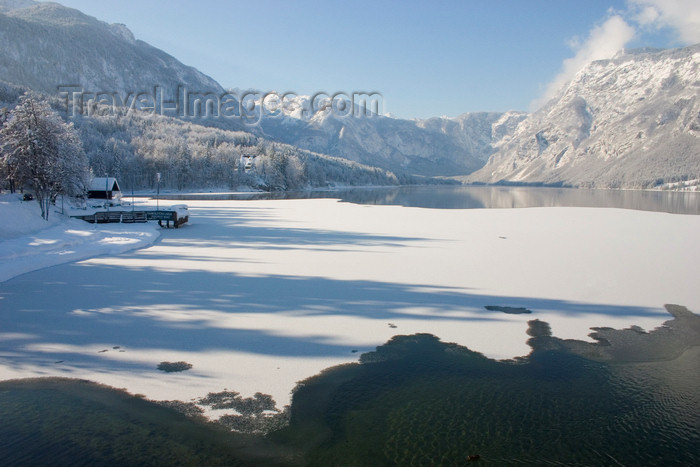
[0,194,161,283]
[1,196,699,413]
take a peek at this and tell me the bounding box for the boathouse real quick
[88,177,122,201]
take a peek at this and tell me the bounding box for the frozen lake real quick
[1,191,700,410]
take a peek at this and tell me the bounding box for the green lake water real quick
[2,309,698,466]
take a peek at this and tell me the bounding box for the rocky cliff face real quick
[469,45,700,188]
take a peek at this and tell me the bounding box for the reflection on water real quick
[157,185,700,214]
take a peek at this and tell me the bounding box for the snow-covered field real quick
[1,194,699,411]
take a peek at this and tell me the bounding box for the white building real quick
[240,154,255,172]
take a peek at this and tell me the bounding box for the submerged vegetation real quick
[0,378,289,466]
[156,361,193,373]
[2,306,698,465]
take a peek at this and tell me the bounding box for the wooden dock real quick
[71,208,188,228]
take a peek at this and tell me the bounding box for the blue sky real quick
[52,0,699,119]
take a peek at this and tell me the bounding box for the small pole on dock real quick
[156,172,161,211]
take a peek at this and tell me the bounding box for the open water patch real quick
[1,305,698,465]
[276,304,700,465]
[153,185,700,214]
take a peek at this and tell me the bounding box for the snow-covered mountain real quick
[468,45,700,188]
[256,101,526,177]
[2,1,697,187]
[0,0,523,180]
[0,0,222,96]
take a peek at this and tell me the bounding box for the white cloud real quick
[629,0,700,43]
[532,0,700,112]
[532,15,636,110]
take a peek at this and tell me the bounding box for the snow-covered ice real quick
[1,195,699,411]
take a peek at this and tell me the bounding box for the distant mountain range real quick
[255,99,527,177]
[1,0,698,189]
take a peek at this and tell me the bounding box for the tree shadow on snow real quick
[0,203,672,375]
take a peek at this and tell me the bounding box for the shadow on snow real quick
[0,203,670,374]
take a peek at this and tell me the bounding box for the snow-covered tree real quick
[0,93,89,219]
[0,106,12,192]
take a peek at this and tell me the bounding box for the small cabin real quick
[88,177,122,201]
[240,154,256,172]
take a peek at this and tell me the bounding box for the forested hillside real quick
[0,83,399,192]
[75,109,399,192]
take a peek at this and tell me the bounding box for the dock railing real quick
[71,207,188,228]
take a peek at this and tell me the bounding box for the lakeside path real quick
[1,198,699,409]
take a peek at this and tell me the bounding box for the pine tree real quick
[0,93,90,219]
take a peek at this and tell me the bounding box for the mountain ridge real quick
[467,43,700,188]
[255,104,527,177]
[0,0,522,180]
[1,0,698,189]
[0,0,222,97]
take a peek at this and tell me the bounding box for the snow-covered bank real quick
[0,194,160,282]
[1,198,699,412]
